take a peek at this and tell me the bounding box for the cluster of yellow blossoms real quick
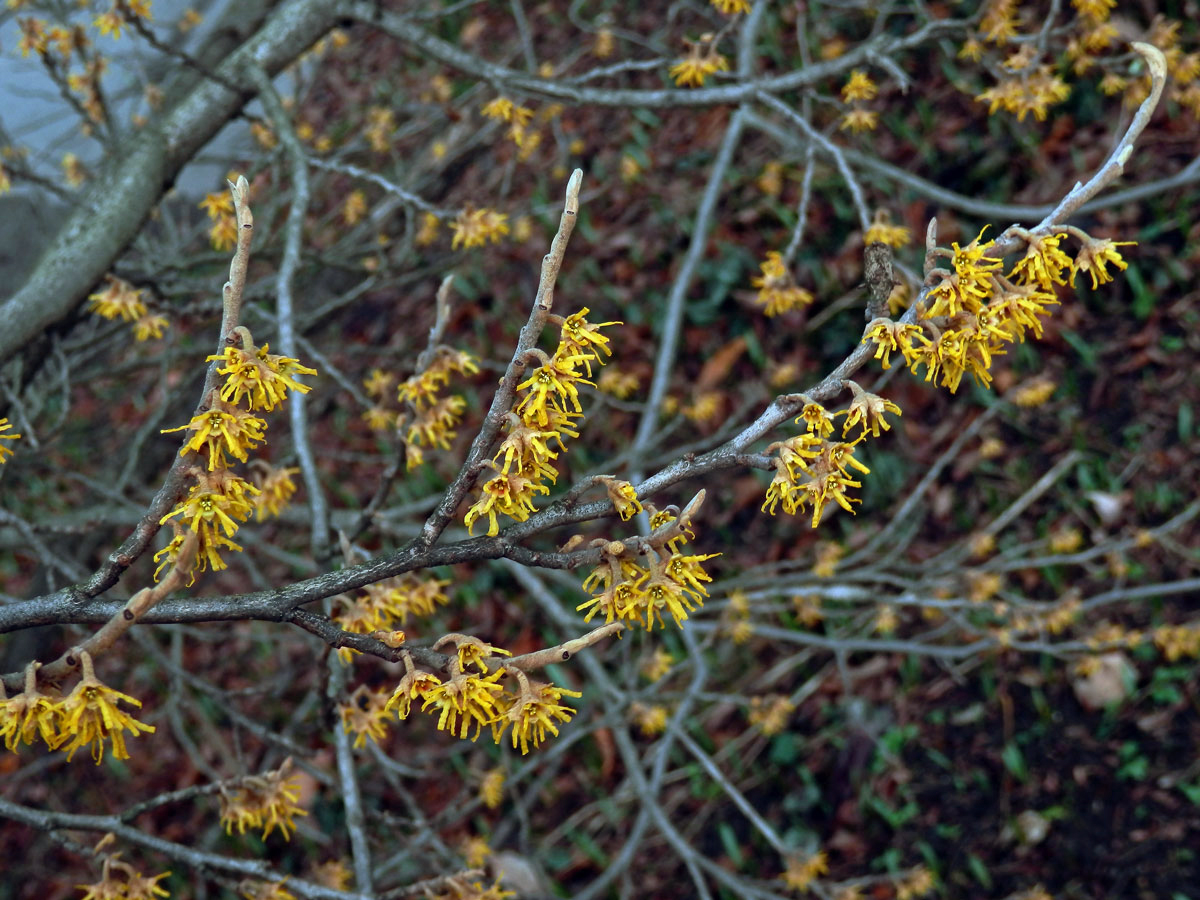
[1,653,155,764]
[155,325,313,583]
[840,67,880,133]
[362,349,479,469]
[199,186,239,251]
[77,852,170,900]
[764,224,1131,528]
[669,33,728,88]
[332,573,449,663]
[464,308,618,537]
[450,205,510,250]
[87,274,169,342]
[481,96,536,153]
[351,635,582,756]
[762,382,900,527]
[968,0,1200,121]
[577,501,719,630]
[218,758,309,840]
[865,225,1132,394]
[399,349,479,467]
[751,251,815,316]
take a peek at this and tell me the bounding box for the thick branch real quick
[0,0,341,365]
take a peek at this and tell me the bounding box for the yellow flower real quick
[748,695,795,735]
[220,758,309,840]
[782,850,828,891]
[208,341,317,411]
[863,209,910,247]
[515,353,591,426]
[1009,377,1056,408]
[88,275,147,322]
[711,0,750,12]
[209,215,238,251]
[839,108,878,132]
[479,768,505,809]
[385,668,443,719]
[597,367,639,399]
[0,418,21,463]
[132,313,169,341]
[178,8,203,32]
[1072,0,1115,23]
[751,251,814,316]
[339,686,392,748]
[451,637,511,674]
[1,663,62,751]
[840,381,901,439]
[842,69,878,102]
[896,865,935,900]
[342,189,367,225]
[462,834,492,869]
[162,399,267,470]
[631,702,669,736]
[796,401,835,437]
[491,674,581,754]
[595,477,642,521]
[593,27,615,58]
[641,648,674,682]
[1071,236,1133,289]
[670,35,728,88]
[78,858,170,900]
[420,671,506,740]
[55,652,155,763]
[451,206,509,249]
[94,9,123,39]
[252,464,300,520]
[556,307,619,374]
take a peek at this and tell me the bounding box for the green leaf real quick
[1125,263,1152,319]
[717,822,744,868]
[1001,742,1029,782]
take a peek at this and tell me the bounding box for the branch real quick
[0,0,342,365]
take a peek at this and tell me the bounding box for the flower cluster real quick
[219,758,309,840]
[577,499,719,630]
[381,635,582,755]
[333,574,449,663]
[750,252,814,317]
[863,226,1133,395]
[669,33,728,88]
[77,854,170,900]
[864,209,912,248]
[840,68,880,132]
[962,0,1200,124]
[199,186,238,251]
[1,654,155,764]
[465,308,619,536]
[86,274,169,342]
[338,685,392,748]
[480,96,536,151]
[761,386,900,528]
[490,667,581,755]
[388,347,479,469]
[451,205,509,250]
[157,325,315,582]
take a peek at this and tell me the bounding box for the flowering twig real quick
[417,168,583,548]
